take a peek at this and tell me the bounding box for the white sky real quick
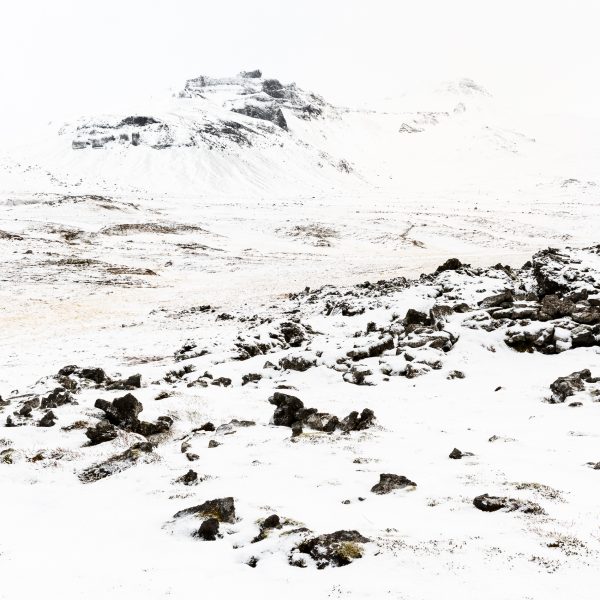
[1,0,599,125]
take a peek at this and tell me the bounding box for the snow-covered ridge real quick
[66,69,332,151]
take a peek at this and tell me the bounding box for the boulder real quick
[196,518,219,541]
[473,493,544,514]
[173,497,236,523]
[371,473,416,494]
[549,369,591,403]
[295,530,370,568]
[85,420,118,445]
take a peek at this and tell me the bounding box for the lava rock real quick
[106,373,142,390]
[262,514,281,529]
[371,473,416,494]
[79,367,107,384]
[473,493,544,514]
[178,469,199,486]
[38,411,57,427]
[340,408,375,432]
[538,294,575,320]
[403,309,430,326]
[196,518,220,541]
[295,530,370,568]
[549,369,592,403]
[173,497,236,523]
[85,420,119,445]
[279,322,308,346]
[435,258,465,273]
[478,290,514,309]
[269,392,304,427]
[41,387,74,409]
[278,355,315,372]
[242,373,262,386]
[448,448,473,459]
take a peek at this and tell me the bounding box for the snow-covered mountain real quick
[3,69,596,198]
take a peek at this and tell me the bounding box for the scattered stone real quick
[106,373,142,390]
[278,355,315,372]
[38,411,57,427]
[294,530,370,568]
[269,392,304,427]
[340,409,375,432]
[435,258,465,273]
[85,420,118,445]
[449,448,473,459]
[195,518,219,541]
[186,452,199,461]
[549,369,592,403]
[208,440,221,448]
[371,473,416,494]
[94,393,171,437]
[262,514,281,529]
[473,493,544,514]
[447,370,465,380]
[178,469,199,486]
[342,365,373,385]
[242,373,262,385]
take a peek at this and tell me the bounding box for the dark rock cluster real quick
[268,392,375,435]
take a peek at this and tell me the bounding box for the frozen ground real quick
[1,72,599,599]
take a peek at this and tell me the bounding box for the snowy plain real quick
[1,71,599,599]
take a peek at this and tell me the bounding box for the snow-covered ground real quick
[1,71,599,599]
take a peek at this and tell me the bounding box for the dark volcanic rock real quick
[173,497,236,523]
[79,367,107,384]
[403,309,430,326]
[478,290,514,309]
[262,514,281,529]
[295,530,370,568]
[449,448,463,459]
[340,409,375,432]
[242,373,262,385]
[279,322,308,346]
[473,493,544,514]
[538,295,575,320]
[549,369,592,403]
[95,394,143,427]
[85,420,119,445]
[435,258,466,273]
[449,447,473,459]
[38,411,57,427]
[371,473,416,494]
[94,393,171,437]
[278,355,315,372]
[178,469,199,486]
[106,374,142,390]
[269,392,304,427]
[41,387,74,409]
[196,518,220,541]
